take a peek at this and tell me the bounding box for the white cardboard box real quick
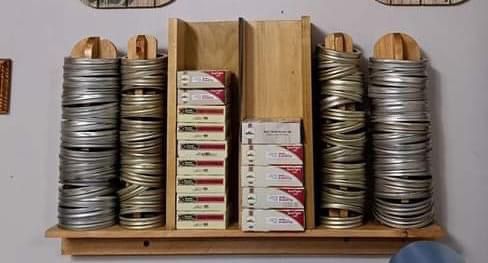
[242,119,301,145]
[241,187,305,209]
[177,211,227,230]
[177,123,227,141]
[177,70,230,89]
[177,193,227,211]
[241,144,304,166]
[178,141,228,159]
[241,209,305,232]
[241,166,304,188]
[177,175,226,193]
[177,105,228,123]
[178,89,230,105]
[177,159,226,176]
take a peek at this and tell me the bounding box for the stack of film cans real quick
[240,119,305,232]
[176,70,231,229]
[58,57,120,230]
[118,55,167,229]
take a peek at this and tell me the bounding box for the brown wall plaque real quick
[376,0,468,5]
[81,0,173,8]
[0,59,12,114]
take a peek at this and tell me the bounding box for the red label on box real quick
[208,89,226,101]
[279,166,304,181]
[280,188,305,204]
[205,70,227,84]
[281,210,305,226]
[282,146,304,161]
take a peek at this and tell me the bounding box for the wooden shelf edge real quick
[45,223,445,240]
[59,237,414,256]
[46,223,445,256]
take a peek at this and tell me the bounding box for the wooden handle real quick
[374,33,421,61]
[325,33,353,53]
[128,34,158,60]
[70,37,117,59]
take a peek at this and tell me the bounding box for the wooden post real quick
[324,33,355,219]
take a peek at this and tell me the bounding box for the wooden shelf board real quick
[45,223,444,256]
[46,223,444,239]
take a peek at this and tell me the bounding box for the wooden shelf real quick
[45,223,445,256]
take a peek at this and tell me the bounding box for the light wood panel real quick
[46,223,445,256]
[60,238,409,255]
[376,0,468,5]
[241,17,315,228]
[46,223,445,239]
[80,0,173,8]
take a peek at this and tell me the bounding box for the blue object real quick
[391,241,464,263]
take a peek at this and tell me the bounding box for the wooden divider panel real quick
[167,19,240,229]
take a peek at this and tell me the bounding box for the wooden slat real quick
[47,222,444,255]
[166,18,182,230]
[300,16,315,228]
[60,237,410,256]
[45,223,445,239]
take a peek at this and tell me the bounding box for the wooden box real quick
[166,17,314,229]
[239,17,314,228]
[166,19,240,229]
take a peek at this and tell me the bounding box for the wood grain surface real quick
[376,0,468,5]
[45,223,445,256]
[80,0,173,8]
[0,59,12,114]
[240,17,315,228]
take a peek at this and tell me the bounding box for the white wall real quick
[0,0,487,262]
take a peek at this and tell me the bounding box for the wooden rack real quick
[46,223,444,255]
[46,18,445,256]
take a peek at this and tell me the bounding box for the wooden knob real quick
[70,37,117,59]
[373,33,421,61]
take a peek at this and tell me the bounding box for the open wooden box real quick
[45,17,445,256]
[166,16,315,230]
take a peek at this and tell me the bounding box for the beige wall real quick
[1,0,487,262]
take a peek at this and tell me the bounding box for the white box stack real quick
[240,119,305,232]
[176,70,231,230]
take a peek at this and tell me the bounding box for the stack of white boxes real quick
[240,119,305,232]
[176,70,231,230]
